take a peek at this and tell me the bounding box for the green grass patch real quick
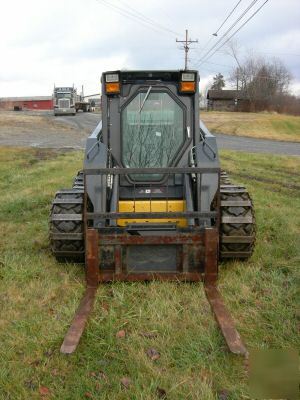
[0,147,299,399]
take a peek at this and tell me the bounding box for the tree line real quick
[209,44,299,115]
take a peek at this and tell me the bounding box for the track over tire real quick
[220,171,256,260]
[73,170,84,190]
[49,171,85,262]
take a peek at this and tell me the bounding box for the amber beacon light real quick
[105,73,120,94]
[179,72,196,93]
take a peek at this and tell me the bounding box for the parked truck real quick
[53,86,91,116]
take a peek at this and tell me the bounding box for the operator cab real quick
[100,70,201,227]
[101,70,200,176]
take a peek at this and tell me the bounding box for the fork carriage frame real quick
[60,167,248,356]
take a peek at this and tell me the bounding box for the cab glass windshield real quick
[122,91,184,180]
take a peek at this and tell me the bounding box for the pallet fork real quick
[60,228,248,356]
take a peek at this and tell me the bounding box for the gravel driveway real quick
[0,111,299,156]
[215,133,300,156]
[0,111,100,149]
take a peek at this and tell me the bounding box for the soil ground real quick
[0,110,100,149]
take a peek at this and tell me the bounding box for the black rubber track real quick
[49,171,85,262]
[220,171,256,259]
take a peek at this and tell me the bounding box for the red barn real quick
[0,96,53,111]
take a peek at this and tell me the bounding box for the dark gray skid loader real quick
[50,70,255,354]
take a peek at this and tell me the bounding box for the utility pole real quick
[176,29,198,70]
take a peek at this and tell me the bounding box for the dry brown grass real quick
[201,111,300,142]
[0,111,74,132]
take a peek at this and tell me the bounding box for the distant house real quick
[207,90,250,112]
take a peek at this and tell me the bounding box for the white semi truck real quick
[53,86,91,116]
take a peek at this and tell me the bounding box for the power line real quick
[196,0,260,66]
[197,59,233,69]
[95,0,163,35]
[194,0,260,67]
[196,1,244,62]
[95,0,178,37]
[95,0,161,35]
[213,0,243,36]
[115,0,180,36]
[199,0,270,66]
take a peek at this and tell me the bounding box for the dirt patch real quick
[21,148,79,168]
[0,111,96,149]
[0,111,74,131]
[221,155,300,177]
[34,149,60,160]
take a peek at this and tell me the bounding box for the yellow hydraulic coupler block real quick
[117,200,187,227]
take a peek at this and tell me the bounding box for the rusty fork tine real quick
[60,286,97,354]
[61,229,99,354]
[204,283,248,356]
[204,228,247,356]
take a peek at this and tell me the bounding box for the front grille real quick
[58,99,70,108]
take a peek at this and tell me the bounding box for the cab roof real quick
[103,70,199,83]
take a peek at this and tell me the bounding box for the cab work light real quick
[105,73,120,94]
[179,72,196,93]
[105,73,119,83]
[181,72,195,82]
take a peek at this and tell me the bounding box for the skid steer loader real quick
[50,70,255,355]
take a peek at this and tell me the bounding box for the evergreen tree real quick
[211,73,225,90]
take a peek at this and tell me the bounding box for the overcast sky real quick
[0,0,299,97]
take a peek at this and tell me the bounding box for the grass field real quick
[0,147,299,399]
[201,111,300,143]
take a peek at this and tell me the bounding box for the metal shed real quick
[0,96,53,111]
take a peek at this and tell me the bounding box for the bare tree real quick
[226,41,292,112]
